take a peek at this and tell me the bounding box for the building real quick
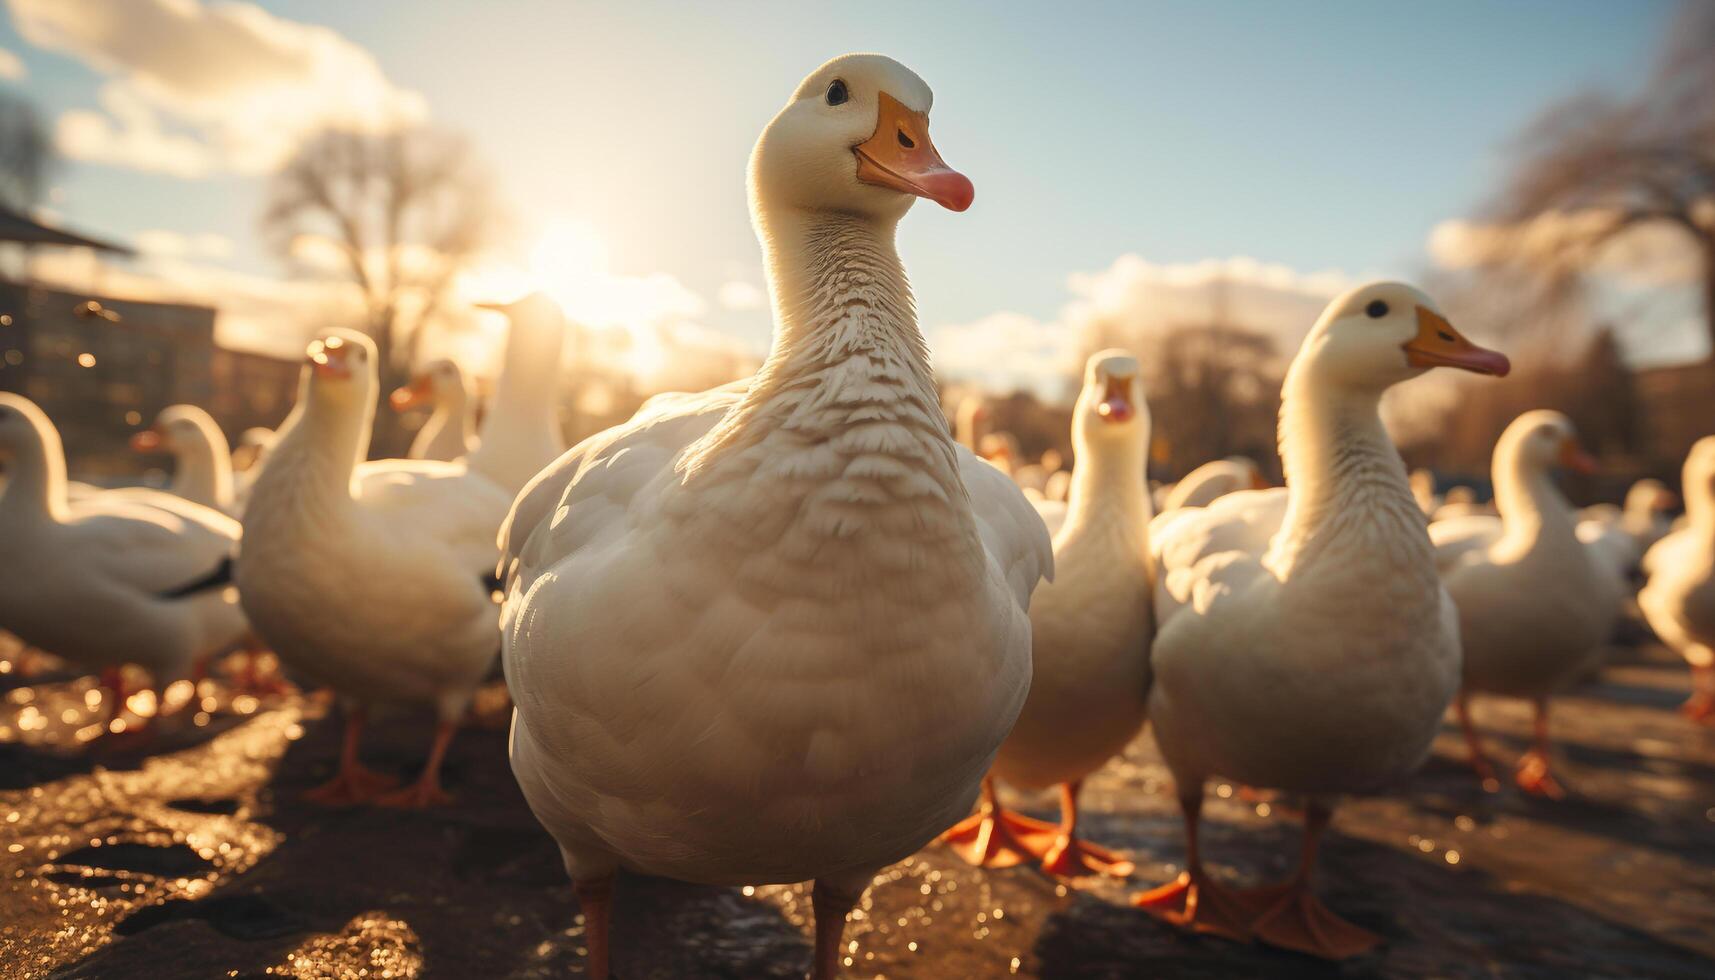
[1635,359,1715,473]
[0,278,298,482]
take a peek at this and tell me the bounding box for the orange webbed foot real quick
[1514,751,1565,799]
[1133,871,1254,943]
[304,764,399,805]
[1039,834,1135,878]
[1680,691,1715,726]
[940,808,1058,869]
[1242,885,1382,959]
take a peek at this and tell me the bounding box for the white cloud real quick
[0,46,25,80]
[15,0,426,176]
[932,254,1353,397]
[716,279,767,311]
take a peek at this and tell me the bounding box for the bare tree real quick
[261,125,497,388]
[0,89,51,211]
[1486,1,1715,357]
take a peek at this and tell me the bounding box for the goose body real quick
[1431,410,1621,796]
[237,331,513,805]
[1577,478,1676,579]
[0,394,247,693]
[1639,437,1715,723]
[945,351,1151,878]
[392,358,478,462]
[1138,284,1507,959]
[500,55,1041,979]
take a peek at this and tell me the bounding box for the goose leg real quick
[574,874,614,980]
[810,876,866,980]
[1239,803,1382,959]
[1132,786,1253,942]
[1514,698,1565,799]
[1681,662,1715,725]
[376,719,459,807]
[1039,780,1135,878]
[304,705,398,804]
[939,775,1058,868]
[1453,693,1500,792]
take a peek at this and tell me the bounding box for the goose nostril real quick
[897,129,915,149]
[1437,331,1456,342]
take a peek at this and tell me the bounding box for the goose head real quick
[390,358,464,413]
[1298,282,1509,391]
[751,53,973,224]
[1072,350,1149,455]
[1496,409,1597,477]
[302,329,378,413]
[1623,477,1677,517]
[130,404,218,456]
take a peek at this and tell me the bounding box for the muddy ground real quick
[1,636,1711,979]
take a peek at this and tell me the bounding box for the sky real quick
[0,0,1701,395]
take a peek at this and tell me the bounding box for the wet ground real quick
[1,634,1712,979]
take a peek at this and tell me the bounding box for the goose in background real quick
[467,293,568,496]
[0,394,248,728]
[498,55,1045,980]
[1160,456,1268,513]
[1141,284,1507,958]
[1431,411,1621,798]
[1578,477,1678,580]
[1639,437,1715,724]
[237,331,513,807]
[391,358,478,462]
[128,404,236,514]
[943,350,1151,879]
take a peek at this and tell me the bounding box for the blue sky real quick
[0,0,1690,385]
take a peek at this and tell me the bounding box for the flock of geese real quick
[2,53,1714,977]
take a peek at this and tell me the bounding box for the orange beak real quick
[389,376,432,412]
[307,337,352,379]
[129,428,162,453]
[854,92,974,212]
[1403,307,1510,377]
[1559,438,1598,475]
[1250,470,1272,491]
[1095,374,1135,424]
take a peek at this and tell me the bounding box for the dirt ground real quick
[1,635,1712,979]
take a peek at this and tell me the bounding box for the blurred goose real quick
[1639,437,1715,724]
[499,55,1044,980]
[237,331,513,806]
[1141,284,1507,958]
[128,404,236,513]
[1161,456,1268,513]
[1578,478,1677,579]
[466,292,567,496]
[943,351,1150,878]
[1430,411,1621,798]
[392,358,478,462]
[0,394,247,719]
[1409,468,1439,517]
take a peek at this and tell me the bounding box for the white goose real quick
[0,394,247,718]
[1161,456,1268,513]
[498,54,1045,980]
[1578,478,1677,580]
[237,331,513,806]
[1431,410,1621,798]
[1140,284,1508,959]
[391,358,477,462]
[129,404,237,514]
[943,350,1151,879]
[1638,436,1715,724]
[466,292,567,496]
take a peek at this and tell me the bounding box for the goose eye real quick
[826,79,849,106]
[1365,300,1389,319]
